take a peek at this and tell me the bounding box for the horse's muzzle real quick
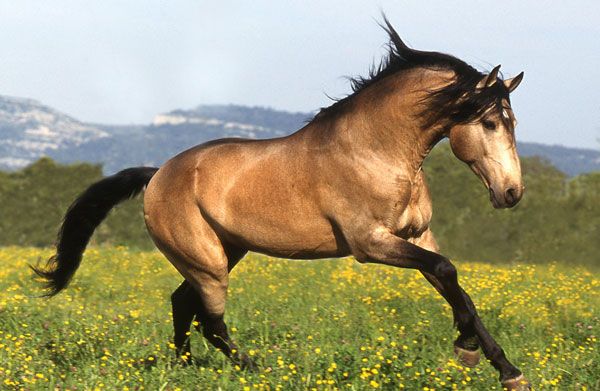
[504,187,521,207]
[490,185,523,209]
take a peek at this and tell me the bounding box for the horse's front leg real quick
[415,229,480,367]
[354,226,530,391]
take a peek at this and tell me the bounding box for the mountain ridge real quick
[0,95,598,176]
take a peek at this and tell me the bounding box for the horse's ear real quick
[477,65,501,89]
[504,71,524,93]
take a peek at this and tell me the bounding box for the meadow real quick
[0,247,598,390]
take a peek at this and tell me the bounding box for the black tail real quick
[31,166,159,296]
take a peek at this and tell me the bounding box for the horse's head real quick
[447,66,524,209]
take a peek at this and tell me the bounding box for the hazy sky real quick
[0,1,598,149]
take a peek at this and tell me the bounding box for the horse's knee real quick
[434,260,457,281]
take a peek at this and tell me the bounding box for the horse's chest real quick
[389,175,432,238]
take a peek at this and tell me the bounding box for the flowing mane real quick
[314,16,512,130]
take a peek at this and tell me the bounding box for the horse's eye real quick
[482,120,496,130]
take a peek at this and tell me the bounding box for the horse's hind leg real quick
[146,198,251,366]
[170,247,247,364]
[170,280,253,367]
[171,281,195,362]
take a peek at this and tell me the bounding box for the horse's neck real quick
[305,95,443,181]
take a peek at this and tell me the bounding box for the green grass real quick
[1,247,598,390]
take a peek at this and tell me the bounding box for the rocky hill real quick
[0,95,598,175]
[0,96,108,169]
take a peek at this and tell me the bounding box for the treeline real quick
[425,144,598,266]
[0,149,598,266]
[0,158,152,249]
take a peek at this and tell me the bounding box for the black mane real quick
[314,16,511,129]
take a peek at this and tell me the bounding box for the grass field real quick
[0,247,598,390]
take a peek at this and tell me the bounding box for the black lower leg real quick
[426,258,523,381]
[430,261,477,338]
[434,264,522,380]
[171,281,196,361]
[421,271,480,351]
[474,310,522,380]
[364,234,525,385]
[201,315,236,355]
[200,314,255,369]
[454,288,481,350]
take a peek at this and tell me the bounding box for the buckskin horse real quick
[33,18,529,390]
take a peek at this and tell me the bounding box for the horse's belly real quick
[215,214,346,259]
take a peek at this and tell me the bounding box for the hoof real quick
[501,374,531,391]
[453,345,480,368]
[235,353,258,371]
[172,354,194,367]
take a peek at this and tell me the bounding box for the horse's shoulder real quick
[388,169,433,238]
[413,169,432,204]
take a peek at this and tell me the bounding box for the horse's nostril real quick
[505,188,518,205]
